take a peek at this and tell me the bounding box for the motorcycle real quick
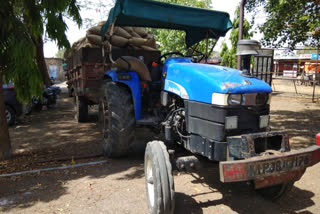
[32,86,61,111]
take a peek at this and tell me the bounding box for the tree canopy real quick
[246,0,320,49]
[220,6,253,68]
[1,0,82,101]
[151,0,215,56]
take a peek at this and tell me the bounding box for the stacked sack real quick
[71,21,158,52]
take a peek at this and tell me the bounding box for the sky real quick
[43,0,265,58]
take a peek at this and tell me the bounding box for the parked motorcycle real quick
[32,86,61,111]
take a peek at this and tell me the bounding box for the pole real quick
[312,46,319,103]
[237,0,246,70]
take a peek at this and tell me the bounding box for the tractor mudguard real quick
[163,59,272,103]
[105,70,141,120]
[219,131,320,189]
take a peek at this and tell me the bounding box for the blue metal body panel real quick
[163,61,272,104]
[163,58,192,75]
[105,70,142,120]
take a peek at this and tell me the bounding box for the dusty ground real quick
[0,82,320,214]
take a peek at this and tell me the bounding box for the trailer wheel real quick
[256,182,294,201]
[74,96,88,122]
[99,82,135,157]
[144,141,175,214]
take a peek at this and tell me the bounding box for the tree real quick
[152,0,214,56]
[245,0,320,49]
[0,0,82,160]
[56,49,66,58]
[220,6,252,68]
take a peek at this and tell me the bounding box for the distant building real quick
[45,58,65,82]
[273,49,320,78]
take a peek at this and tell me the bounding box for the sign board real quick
[299,54,312,59]
[283,70,297,78]
[312,54,320,60]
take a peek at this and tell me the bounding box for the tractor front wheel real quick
[255,182,294,201]
[144,141,175,214]
[99,82,135,157]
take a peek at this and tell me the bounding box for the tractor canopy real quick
[101,0,233,47]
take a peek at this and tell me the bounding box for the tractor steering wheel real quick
[157,51,184,64]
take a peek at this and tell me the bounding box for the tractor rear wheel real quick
[74,96,88,122]
[255,182,294,201]
[99,82,135,157]
[144,141,175,214]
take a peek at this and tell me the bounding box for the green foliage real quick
[220,6,252,68]
[56,49,66,58]
[0,0,82,102]
[152,0,215,56]
[245,0,320,49]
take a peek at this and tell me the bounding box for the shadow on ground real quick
[270,109,320,149]
[0,95,154,212]
[175,166,316,214]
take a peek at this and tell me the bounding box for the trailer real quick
[65,47,161,122]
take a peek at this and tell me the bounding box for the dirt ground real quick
[1,82,320,214]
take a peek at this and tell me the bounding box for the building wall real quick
[45,58,65,82]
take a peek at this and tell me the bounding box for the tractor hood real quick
[163,61,272,104]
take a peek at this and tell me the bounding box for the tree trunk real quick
[0,73,12,160]
[34,36,51,87]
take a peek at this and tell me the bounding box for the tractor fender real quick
[104,70,141,120]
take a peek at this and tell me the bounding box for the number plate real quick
[248,154,312,177]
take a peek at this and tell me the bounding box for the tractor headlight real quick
[227,94,242,105]
[211,93,229,105]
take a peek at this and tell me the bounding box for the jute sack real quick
[114,27,132,39]
[86,34,102,45]
[123,26,134,33]
[82,43,100,49]
[87,26,102,35]
[141,45,158,51]
[145,37,157,49]
[130,31,142,38]
[128,37,148,47]
[134,27,148,37]
[109,35,129,47]
[113,56,152,82]
[98,21,106,26]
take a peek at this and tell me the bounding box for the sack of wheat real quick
[87,26,102,36]
[109,35,129,47]
[129,37,148,47]
[113,56,152,81]
[114,27,132,39]
[134,27,148,37]
[86,34,102,45]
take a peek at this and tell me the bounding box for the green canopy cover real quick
[101,0,232,47]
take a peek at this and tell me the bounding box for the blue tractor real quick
[99,1,320,213]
